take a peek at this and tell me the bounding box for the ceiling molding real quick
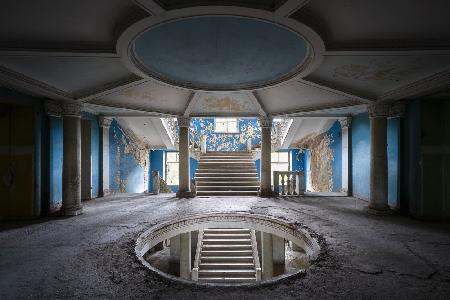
[150,117,174,149]
[282,118,302,148]
[0,65,72,101]
[271,100,364,117]
[275,0,310,17]
[133,0,166,15]
[85,100,177,117]
[298,78,375,103]
[324,48,450,57]
[379,68,450,101]
[189,112,260,118]
[76,76,145,101]
[182,91,197,116]
[0,47,119,58]
[247,91,267,117]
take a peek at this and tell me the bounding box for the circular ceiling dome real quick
[133,16,310,90]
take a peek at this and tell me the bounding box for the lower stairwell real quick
[193,228,261,283]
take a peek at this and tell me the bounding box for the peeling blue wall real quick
[328,121,342,192]
[351,113,400,204]
[82,112,100,198]
[49,116,63,210]
[290,148,307,188]
[109,120,145,193]
[352,113,371,200]
[190,118,261,151]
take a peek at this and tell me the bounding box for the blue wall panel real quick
[351,113,371,200]
[49,116,63,210]
[388,118,400,207]
[109,120,145,193]
[328,121,342,192]
[149,150,165,192]
[82,112,100,198]
[190,118,261,151]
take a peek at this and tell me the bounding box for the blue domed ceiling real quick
[134,16,309,90]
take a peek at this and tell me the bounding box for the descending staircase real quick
[197,228,260,283]
[195,152,259,196]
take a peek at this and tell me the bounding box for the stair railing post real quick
[192,229,203,281]
[273,171,279,195]
[281,174,285,195]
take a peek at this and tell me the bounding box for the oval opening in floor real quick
[135,213,320,285]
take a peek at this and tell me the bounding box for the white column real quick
[339,117,352,195]
[98,117,112,197]
[367,104,391,214]
[262,232,273,280]
[176,117,191,197]
[61,102,83,216]
[272,235,285,265]
[179,232,191,279]
[260,117,273,197]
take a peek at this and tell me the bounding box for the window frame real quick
[214,117,240,134]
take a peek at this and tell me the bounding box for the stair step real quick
[201,250,253,256]
[197,191,258,196]
[198,277,256,283]
[202,244,252,249]
[200,256,254,262]
[197,182,258,187]
[203,239,252,245]
[197,186,259,191]
[199,262,255,269]
[203,233,251,238]
[204,228,250,233]
[198,269,256,277]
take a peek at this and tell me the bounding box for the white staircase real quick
[195,152,259,196]
[197,228,260,283]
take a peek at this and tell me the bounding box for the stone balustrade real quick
[273,171,305,196]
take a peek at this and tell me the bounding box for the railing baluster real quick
[272,171,305,196]
[287,175,291,195]
[292,173,297,195]
[281,174,285,195]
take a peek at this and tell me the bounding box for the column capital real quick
[98,116,113,128]
[44,100,62,117]
[61,102,83,117]
[339,117,352,129]
[367,103,390,118]
[389,101,406,118]
[259,116,273,128]
[177,116,191,127]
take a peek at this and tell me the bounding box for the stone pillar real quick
[260,117,273,197]
[98,116,112,197]
[176,117,191,198]
[367,104,390,214]
[61,102,83,216]
[170,235,180,275]
[152,170,160,195]
[261,232,273,280]
[339,117,352,196]
[179,232,191,279]
[272,235,285,265]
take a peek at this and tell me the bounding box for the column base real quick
[259,189,276,198]
[100,189,110,197]
[364,205,393,216]
[64,207,83,216]
[176,191,195,198]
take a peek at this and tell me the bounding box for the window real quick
[271,152,290,184]
[166,152,179,185]
[215,118,239,133]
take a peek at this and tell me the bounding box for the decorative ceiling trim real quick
[117,6,325,92]
[298,78,375,103]
[189,112,260,118]
[324,48,450,57]
[270,100,364,117]
[0,47,119,58]
[281,118,302,148]
[275,0,310,17]
[182,91,197,117]
[85,100,177,116]
[0,65,72,101]
[76,75,145,101]
[378,68,450,101]
[247,91,267,117]
[132,0,166,15]
[150,117,174,149]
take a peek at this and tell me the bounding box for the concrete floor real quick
[1,194,450,299]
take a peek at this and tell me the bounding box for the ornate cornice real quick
[389,101,406,118]
[98,116,113,128]
[60,102,82,117]
[177,116,191,128]
[339,117,352,129]
[367,103,390,118]
[44,100,62,117]
[259,116,273,128]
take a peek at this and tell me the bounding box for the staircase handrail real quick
[250,229,261,281]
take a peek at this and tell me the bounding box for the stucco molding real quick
[259,116,273,128]
[44,100,63,117]
[389,102,406,118]
[275,0,311,17]
[60,102,83,117]
[116,6,325,92]
[98,116,113,128]
[367,103,390,118]
[339,117,352,129]
[177,116,191,128]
